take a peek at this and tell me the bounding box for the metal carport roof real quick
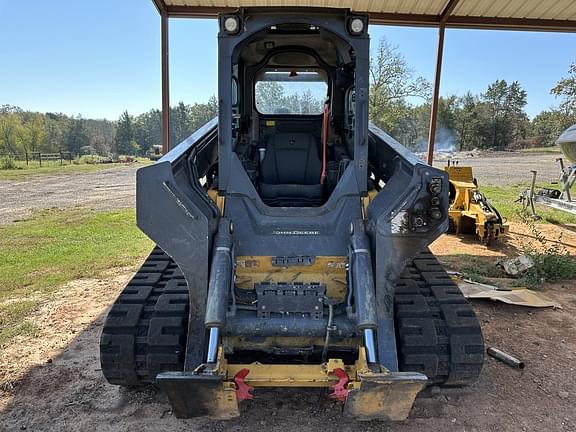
[151,0,576,162]
[154,0,576,31]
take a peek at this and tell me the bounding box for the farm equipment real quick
[100,8,483,421]
[519,125,576,218]
[147,144,163,161]
[445,161,508,244]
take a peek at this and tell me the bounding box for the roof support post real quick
[161,8,171,153]
[426,23,445,165]
[426,0,460,165]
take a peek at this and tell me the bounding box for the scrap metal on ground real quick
[487,347,525,369]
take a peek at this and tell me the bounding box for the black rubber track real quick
[101,247,483,387]
[394,250,484,386]
[100,247,189,385]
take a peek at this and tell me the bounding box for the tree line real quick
[1,38,575,157]
[368,39,576,152]
[0,97,217,157]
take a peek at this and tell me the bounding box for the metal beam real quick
[366,13,576,32]
[440,0,461,24]
[426,0,461,165]
[152,0,576,32]
[152,0,167,14]
[446,15,576,32]
[426,23,446,165]
[161,8,171,153]
[166,5,235,17]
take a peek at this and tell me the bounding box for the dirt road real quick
[1,227,575,432]
[0,165,137,225]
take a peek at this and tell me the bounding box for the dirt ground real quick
[0,165,138,225]
[1,152,575,431]
[1,225,575,431]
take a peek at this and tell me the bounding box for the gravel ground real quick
[432,151,563,185]
[0,165,138,225]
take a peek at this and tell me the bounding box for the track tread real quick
[100,247,189,386]
[395,250,484,386]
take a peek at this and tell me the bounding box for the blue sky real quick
[0,0,574,120]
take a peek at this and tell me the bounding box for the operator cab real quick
[215,15,364,207]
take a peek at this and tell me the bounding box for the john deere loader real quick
[100,8,483,421]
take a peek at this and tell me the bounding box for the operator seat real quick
[259,132,324,206]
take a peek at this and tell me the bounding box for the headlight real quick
[348,17,365,35]
[222,15,240,34]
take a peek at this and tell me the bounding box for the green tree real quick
[481,80,528,149]
[44,113,68,152]
[170,102,191,145]
[115,111,137,155]
[86,118,115,155]
[551,62,576,115]
[0,113,24,154]
[369,38,430,136]
[453,92,481,150]
[65,116,90,155]
[20,114,47,153]
[532,109,575,147]
[189,96,218,131]
[135,109,161,153]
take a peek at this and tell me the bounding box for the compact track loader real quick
[100,8,483,421]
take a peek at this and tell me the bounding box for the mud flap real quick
[344,372,427,421]
[156,372,239,419]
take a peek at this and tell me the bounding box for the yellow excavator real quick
[445,161,508,245]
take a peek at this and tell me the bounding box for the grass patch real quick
[441,254,505,284]
[0,159,151,180]
[0,322,39,345]
[518,146,561,154]
[0,301,40,345]
[480,184,576,225]
[0,208,152,345]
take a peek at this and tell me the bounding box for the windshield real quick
[255,68,327,115]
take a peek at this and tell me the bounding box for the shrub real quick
[0,156,17,170]
[78,155,102,164]
[516,213,576,289]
